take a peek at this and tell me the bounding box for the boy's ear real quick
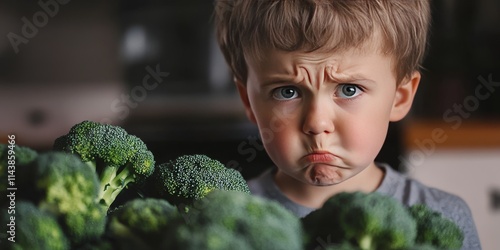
[389,71,421,121]
[235,78,257,123]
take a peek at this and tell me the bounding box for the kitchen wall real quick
[0,1,125,148]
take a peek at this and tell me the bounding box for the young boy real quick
[214,0,481,249]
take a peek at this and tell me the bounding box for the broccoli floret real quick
[74,239,115,250]
[0,143,38,180]
[0,201,70,250]
[53,120,155,209]
[302,191,417,250]
[31,152,107,246]
[0,143,38,166]
[153,154,250,206]
[408,203,464,249]
[321,243,360,250]
[106,198,179,250]
[165,223,252,250]
[162,190,304,250]
[0,144,38,205]
[406,244,439,250]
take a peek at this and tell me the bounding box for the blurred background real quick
[0,0,499,249]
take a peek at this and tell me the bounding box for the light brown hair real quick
[213,0,431,84]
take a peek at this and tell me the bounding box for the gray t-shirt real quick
[247,164,482,250]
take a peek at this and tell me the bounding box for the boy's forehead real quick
[247,47,386,75]
[247,35,386,71]
[245,42,397,85]
[246,50,336,83]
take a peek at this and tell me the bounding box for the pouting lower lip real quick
[303,153,336,164]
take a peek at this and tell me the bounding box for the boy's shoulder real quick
[377,163,464,209]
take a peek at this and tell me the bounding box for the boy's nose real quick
[302,101,335,135]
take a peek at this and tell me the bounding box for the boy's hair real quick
[214,0,431,84]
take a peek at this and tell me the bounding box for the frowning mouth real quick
[299,150,346,185]
[301,151,338,165]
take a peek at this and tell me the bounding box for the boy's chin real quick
[306,164,344,186]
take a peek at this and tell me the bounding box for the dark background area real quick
[1,0,499,179]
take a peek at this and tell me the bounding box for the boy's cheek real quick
[255,103,300,130]
[262,130,299,165]
[345,120,388,161]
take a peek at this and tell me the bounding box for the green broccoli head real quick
[164,223,252,250]
[408,203,464,249]
[0,143,38,176]
[0,143,38,166]
[0,144,38,205]
[74,239,115,250]
[302,191,417,250]
[32,152,107,246]
[106,198,180,250]
[53,120,155,209]
[1,201,70,250]
[154,154,250,206]
[162,190,304,250]
[406,244,440,250]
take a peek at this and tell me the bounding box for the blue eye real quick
[273,87,299,100]
[337,84,362,99]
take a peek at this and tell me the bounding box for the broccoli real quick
[408,203,464,249]
[153,154,250,206]
[0,143,38,166]
[320,243,360,250]
[0,201,70,250]
[0,143,38,205]
[164,222,252,250]
[106,198,180,250]
[74,240,115,250]
[161,190,304,250]
[53,120,155,209]
[406,244,439,250]
[29,152,107,246]
[302,191,417,250]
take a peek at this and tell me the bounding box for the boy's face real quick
[237,46,419,187]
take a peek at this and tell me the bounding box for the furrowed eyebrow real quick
[329,73,376,84]
[260,76,298,86]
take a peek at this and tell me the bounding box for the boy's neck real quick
[274,162,385,209]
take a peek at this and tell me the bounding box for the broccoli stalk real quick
[53,120,155,209]
[97,160,142,207]
[359,235,373,250]
[153,154,250,207]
